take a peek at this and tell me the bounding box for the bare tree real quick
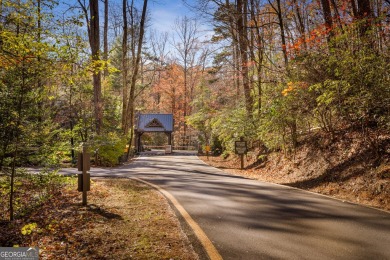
[150,31,169,109]
[172,16,201,146]
[268,0,289,67]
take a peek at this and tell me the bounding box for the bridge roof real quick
[136,113,174,132]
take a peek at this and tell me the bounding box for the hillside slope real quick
[200,130,390,211]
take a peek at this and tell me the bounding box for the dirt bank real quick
[200,130,389,212]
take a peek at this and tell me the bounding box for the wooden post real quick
[82,145,88,205]
[240,136,246,170]
[240,154,244,170]
[240,137,244,170]
[78,144,90,206]
[83,145,89,205]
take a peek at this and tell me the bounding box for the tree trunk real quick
[357,0,372,18]
[249,0,264,113]
[225,0,240,99]
[126,0,148,159]
[320,0,334,41]
[330,0,343,31]
[276,0,289,67]
[237,0,253,117]
[10,55,27,221]
[104,0,109,78]
[183,26,188,147]
[121,0,129,134]
[36,0,45,147]
[357,0,372,35]
[293,0,307,50]
[351,0,358,17]
[89,0,103,134]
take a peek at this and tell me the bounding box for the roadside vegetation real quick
[0,175,197,259]
[200,129,390,212]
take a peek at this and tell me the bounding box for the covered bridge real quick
[135,113,174,153]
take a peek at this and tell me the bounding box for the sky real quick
[54,0,214,59]
[59,0,212,41]
[148,0,212,39]
[147,0,215,59]
[149,0,193,34]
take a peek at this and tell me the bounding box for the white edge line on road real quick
[130,177,223,260]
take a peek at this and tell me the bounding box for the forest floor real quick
[0,178,198,259]
[199,129,390,212]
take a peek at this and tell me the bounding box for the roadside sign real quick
[205,145,211,152]
[235,141,247,155]
[165,145,172,154]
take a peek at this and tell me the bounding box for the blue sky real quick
[56,0,207,34]
[148,0,214,50]
[55,0,213,55]
[149,0,192,33]
[148,0,211,36]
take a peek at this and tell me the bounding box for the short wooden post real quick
[82,145,88,205]
[240,154,244,170]
[77,144,90,206]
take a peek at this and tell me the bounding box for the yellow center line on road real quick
[131,177,223,260]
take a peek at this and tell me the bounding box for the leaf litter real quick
[1,178,198,259]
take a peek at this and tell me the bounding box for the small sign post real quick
[205,145,211,159]
[235,137,247,169]
[77,145,90,206]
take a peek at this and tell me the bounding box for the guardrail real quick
[143,145,197,151]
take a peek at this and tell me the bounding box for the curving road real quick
[65,153,390,259]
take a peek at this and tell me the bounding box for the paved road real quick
[62,154,390,259]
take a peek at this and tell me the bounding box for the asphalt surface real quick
[61,153,390,259]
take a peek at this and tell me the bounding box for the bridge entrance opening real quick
[138,132,172,152]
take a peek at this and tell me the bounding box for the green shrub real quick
[94,132,127,167]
